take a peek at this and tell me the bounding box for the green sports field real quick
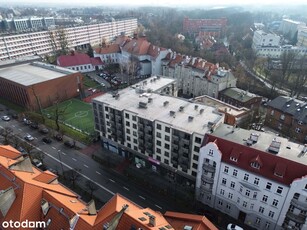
[43,99,94,134]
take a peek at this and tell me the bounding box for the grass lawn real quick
[43,98,94,135]
[83,75,101,88]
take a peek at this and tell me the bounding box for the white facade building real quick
[252,30,281,49]
[196,123,307,230]
[254,45,307,58]
[92,76,224,185]
[297,27,307,47]
[0,18,137,61]
[279,19,306,39]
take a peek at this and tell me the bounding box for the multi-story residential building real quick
[162,53,237,98]
[265,96,307,144]
[92,76,224,186]
[297,26,307,47]
[219,87,262,110]
[0,61,83,110]
[0,17,55,32]
[57,52,103,72]
[183,17,227,38]
[94,44,121,64]
[0,18,137,61]
[254,45,307,58]
[252,30,281,49]
[196,123,307,230]
[0,145,217,230]
[194,95,251,126]
[279,18,306,39]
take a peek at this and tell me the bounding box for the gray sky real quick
[3,0,307,7]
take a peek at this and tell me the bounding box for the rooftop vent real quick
[268,138,281,154]
[139,102,147,109]
[302,144,307,154]
[184,226,193,230]
[194,105,198,110]
[149,215,156,227]
[170,111,176,117]
[247,133,259,146]
[163,101,169,106]
[200,108,204,114]
[188,116,194,122]
[179,106,184,112]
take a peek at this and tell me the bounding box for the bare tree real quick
[65,168,81,188]
[85,180,99,199]
[289,55,307,97]
[127,55,140,85]
[57,27,69,55]
[0,127,13,145]
[280,51,296,88]
[48,30,58,55]
[30,150,45,163]
[52,96,70,131]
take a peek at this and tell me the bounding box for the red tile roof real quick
[94,44,120,55]
[57,52,92,67]
[203,134,307,185]
[90,57,103,66]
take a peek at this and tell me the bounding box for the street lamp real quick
[57,150,65,179]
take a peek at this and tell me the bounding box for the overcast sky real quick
[3,0,307,7]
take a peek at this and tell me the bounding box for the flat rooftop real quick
[213,124,307,165]
[94,76,224,134]
[0,62,77,86]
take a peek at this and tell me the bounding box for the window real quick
[251,162,260,169]
[164,143,170,149]
[193,146,200,152]
[222,178,227,185]
[253,192,257,199]
[280,114,285,120]
[126,129,130,134]
[265,222,270,229]
[165,135,170,141]
[157,124,161,130]
[218,200,223,206]
[259,206,264,213]
[262,195,268,203]
[132,124,137,129]
[126,121,130,126]
[156,156,161,161]
[133,139,137,144]
[244,174,249,181]
[272,199,278,207]
[243,201,247,207]
[270,110,274,116]
[164,159,169,164]
[156,140,161,146]
[245,190,250,197]
[220,189,225,195]
[132,116,137,121]
[255,217,261,224]
[254,178,260,185]
[295,127,301,133]
[192,163,197,169]
[237,197,240,203]
[125,113,129,119]
[133,131,137,137]
[228,193,233,199]
[233,169,238,177]
[224,166,229,173]
[230,181,235,188]
[266,182,272,190]
[157,132,161,138]
[193,155,199,161]
[165,127,170,133]
[156,148,161,154]
[239,186,243,193]
[276,186,283,194]
[195,137,201,143]
[230,156,237,162]
[226,204,231,210]
[209,149,213,156]
[165,152,169,157]
[250,203,254,209]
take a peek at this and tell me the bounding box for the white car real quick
[32,159,42,168]
[227,224,243,230]
[24,134,34,141]
[2,115,10,121]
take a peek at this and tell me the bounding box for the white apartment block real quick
[297,27,307,47]
[162,55,236,98]
[0,18,137,61]
[279,18,306,39]
[254,46,307,58]
[252,30,281,49]
[92,76,224,185]
[196,123,307,230]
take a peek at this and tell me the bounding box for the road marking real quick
[84,164,89,168]
[123,186,129,191]
[62,152,67,155]
[72,158,77,161]
[139,195,146,200]
[96,171,101,175]
[52,147,56,150]
[109,179,115,183]
[18,128,22,131]
[155,204,162,209]
[37,148,41,151]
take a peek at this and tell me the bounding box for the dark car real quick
[42,137,52,144]
[11,114,18,119]
[54,133,63,141]
[30,122,39,129]
[64,140,75,148]
[40,128,49,134]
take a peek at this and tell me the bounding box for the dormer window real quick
[230,157,237,162]
[280,114,285,120]
[298,120,303,125]
[251,162,260,169]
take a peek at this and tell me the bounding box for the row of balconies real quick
[291,199,307,211]
[286,211,307,224]
[202,163,216,172]
[201,174,214,184]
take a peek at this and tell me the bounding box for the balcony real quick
[201,175,214,184]
[138,130,144,136]
[202,163,216,172]
[145,126,152,131]
[291,199,307,211]
[286,212,307,224]
[183,139,190,145]
[172,135,179,142]
[200,184,213,193]
[172,152,179,158]
[172,144,179,150]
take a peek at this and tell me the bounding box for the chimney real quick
[149,215,156,227]
[87,200,97,215]
[133,32,138,39]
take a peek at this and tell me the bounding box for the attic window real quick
[143,212,151,216]
[230,157,237,162]
[251,162,260,169]
[138,217,147,221]
[165,225,172,229]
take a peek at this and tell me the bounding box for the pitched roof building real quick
[0,145,217,229]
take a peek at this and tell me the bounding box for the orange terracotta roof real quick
[95,44,120,54]
[0,145,23,159]
[164,211,218,230]
[33,171,58,183]
[122,37,151,56]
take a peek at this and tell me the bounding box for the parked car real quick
[40,128,49,134]
[227,224,244,230]
[54,133,63,141]
[11,114,18,119]
[30,122,39,129]
[2,115,10,121]
[32,159,43,168]
[42,137,52,144]
[24,134,34,141]
[64,140,75,148]
[23,118,32,125]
